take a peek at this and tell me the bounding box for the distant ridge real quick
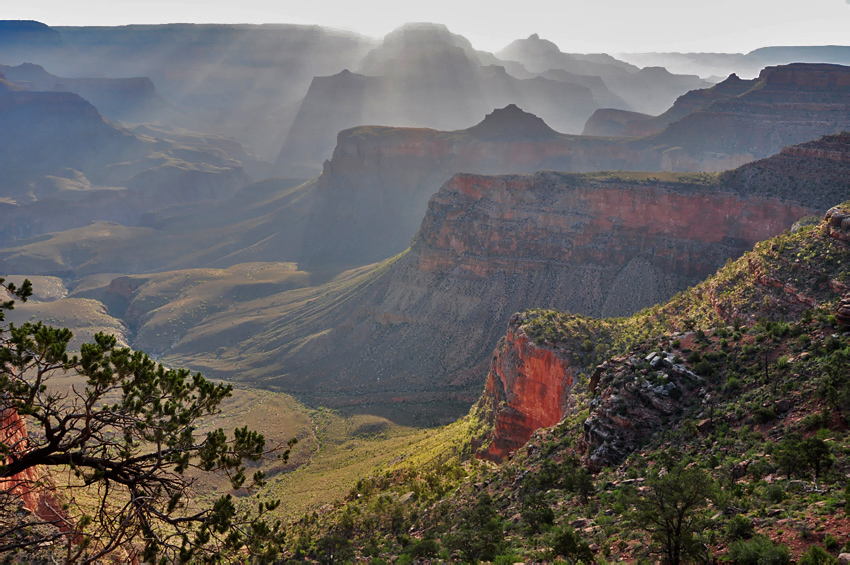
[0,21,61,44]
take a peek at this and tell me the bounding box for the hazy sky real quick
[3,0,849,53]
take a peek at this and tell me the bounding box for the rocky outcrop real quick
[477,202,850,462]
[479,317,576,461]
[837,294,850,326]
[581,351,695,471]
[825,203,850,243]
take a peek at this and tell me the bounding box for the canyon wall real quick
[168,158,828,408]
[479,317,576,460]
[299,64,850,266]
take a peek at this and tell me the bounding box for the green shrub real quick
[764,484,785,504]
[753,406,777,424]
[824,534,840,552]
[694,359,716,377]
[798,545,838,565]
[727,536,790,565]
[549,527,595,563]
[725,515,754,541]
[402,538,440,559]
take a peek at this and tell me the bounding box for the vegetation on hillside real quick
[279,204,850,562]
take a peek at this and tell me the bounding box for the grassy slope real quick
[159,253,402,383]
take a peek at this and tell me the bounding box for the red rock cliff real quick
[479,316,576,461]
[418,171,813,282]
[1,406,65,526]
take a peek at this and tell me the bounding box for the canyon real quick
[156,133,847,409]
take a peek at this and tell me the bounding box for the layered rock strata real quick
[303,63,850,264]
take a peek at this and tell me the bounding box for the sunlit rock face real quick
[417,172,812,284]
[0,407,65,525]
[479,320,576,461]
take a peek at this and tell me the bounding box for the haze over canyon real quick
[1,13,849,562]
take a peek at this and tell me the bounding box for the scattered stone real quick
[837,295,850,326]
[697,418,713,433]
[731,460,751,478]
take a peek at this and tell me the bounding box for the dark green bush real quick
[763,484,785,504]
[694,359,716,377]
[725,515,754,541]
[727,536,790,565]
[798,545,838,565]
[549,527,594,563]
[753,406,777,424]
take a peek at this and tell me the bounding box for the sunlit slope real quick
[80,262,314,356]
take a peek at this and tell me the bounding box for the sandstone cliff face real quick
[480,317,576,461]
[418,172,812,284]
[0,407,65,525]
